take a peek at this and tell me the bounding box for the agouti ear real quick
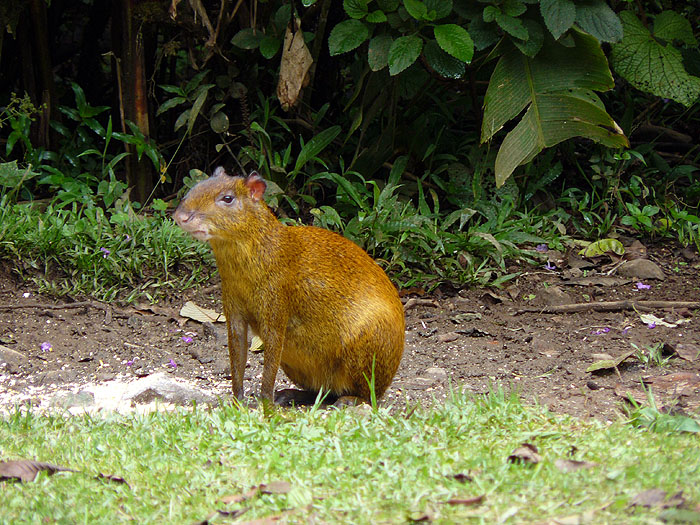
[212,166,228,178]
[246,172,266,202]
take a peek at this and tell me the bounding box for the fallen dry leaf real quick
[221,487,260,504]
[554,458,598,473]
[0,459,76,482]
[587,349,636,373]
[276,17,312,111]
[449,473,474,483]
[179,301,225,323]
[507,443,542,464]
[629,488,685,508]
[437,332,459,343]
[446,494,485,506]
[96,472,129,486]
[672,343,700,362]
[260,480,292,494]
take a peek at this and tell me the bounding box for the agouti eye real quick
[221,195,235,204]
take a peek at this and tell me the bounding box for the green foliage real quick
[611,11,700,107]
[0,192,212,302]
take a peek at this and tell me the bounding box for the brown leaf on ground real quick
[508,443,542,464]
[0,459,76,482]
[629,488,686,508]
[554,459,598,473]
[446,494,485,506]
[437,332,459,343]
[449,473,474,483]
[96,472,129,486]
[668,343,700,362]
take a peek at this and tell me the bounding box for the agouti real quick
[173,167,405,404]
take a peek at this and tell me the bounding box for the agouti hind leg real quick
[260,331,285,402]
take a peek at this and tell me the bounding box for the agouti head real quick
[173,167,270,242]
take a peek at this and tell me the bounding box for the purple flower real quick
[536,244,548,253]
[100,247,111,258]
[622,326,631,335]
[647,322,656,329]
[636,282,651,290]
[544,261,556,270]
[126,359,135,366]
[40,341,52,352]
[181,336,193,343]
[593,327,610,335]
[168,359,177,368]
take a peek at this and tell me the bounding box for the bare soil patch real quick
[1,242,699,420]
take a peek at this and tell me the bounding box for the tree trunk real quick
[113,0,153,205]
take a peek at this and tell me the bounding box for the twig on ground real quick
[514,300,700,315]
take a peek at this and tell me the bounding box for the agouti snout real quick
[174,167,405,405]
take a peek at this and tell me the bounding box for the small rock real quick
[540,285,572,306]
[438,332,459,343]
[50,390,95,409]
[0,344,25,367]
[213,358,231,376]
[424,367,448,382]
[40,370,77,385]
[124,373,218,406]
[617,259,665,280]
[96,372,116,382]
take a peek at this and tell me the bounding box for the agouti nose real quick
[173,208,193,225]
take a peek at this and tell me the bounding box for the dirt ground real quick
[1,241,699,421]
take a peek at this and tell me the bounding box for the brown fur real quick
[173,168,405,403]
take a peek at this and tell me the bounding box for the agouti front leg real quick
[226,316,248,399]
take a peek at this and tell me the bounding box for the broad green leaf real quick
[496,13,528,40]
[434,24,474,63]
[578,238,624,257]
[424,0,452,19]
[540,0,575,40]
[344,0,369,19]
[294,126,341,172]
[329,20,370,55]
[259,35,281,58]
[187,87,210,135]
[482,32,628,186]
[502,0,526,17]
[231,28,263,49]
[575,0,622,43]
[366,10,388,23]
[611,12,700,107]
[513,19,544,57]
[483,6,499,23]
[388,35,423,75]
[653,11,697,45]
[469,16,500,50]
[424,40,465,79]
[156,97,186,116]
[377,0,400,11]
[403,0,427,21]
[368,34,393,71]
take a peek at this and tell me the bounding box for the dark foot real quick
[274,388,321,407]
[333,395,367,408]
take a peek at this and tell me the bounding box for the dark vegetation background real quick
[0,0,698,300]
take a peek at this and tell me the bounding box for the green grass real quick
[0,195,212,302]
[1,391,698,524]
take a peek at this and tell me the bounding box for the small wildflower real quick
[181,336,193,343]
[22,292,30,298]
[100,247,111,258]
[621,326,631,335]
[544,261,556,270]
[636,282,651,290]
[536,244,548,253]
[168,359,177,368]
[647,322,656,329]
[593,327,610,335]
[126,359,135,366]
[125,235,131,241]
[40,342,52,352]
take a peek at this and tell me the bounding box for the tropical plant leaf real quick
[424,40,465,79]
[368,34,393,71]
[653,11,697,45]
[403,0,428,21]
[231,28,263,49]
[434,24,474,63]
[540,0,576,40]
[294,126,342,172]
[366,10,388,23]
[611,12,700,107]
[388,35,423,75]
[574,0,623,43]
[344,0,369,19]
[329,20,370,55]
[482,31,628,186]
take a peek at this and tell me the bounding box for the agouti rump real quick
[173,167,405,404]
